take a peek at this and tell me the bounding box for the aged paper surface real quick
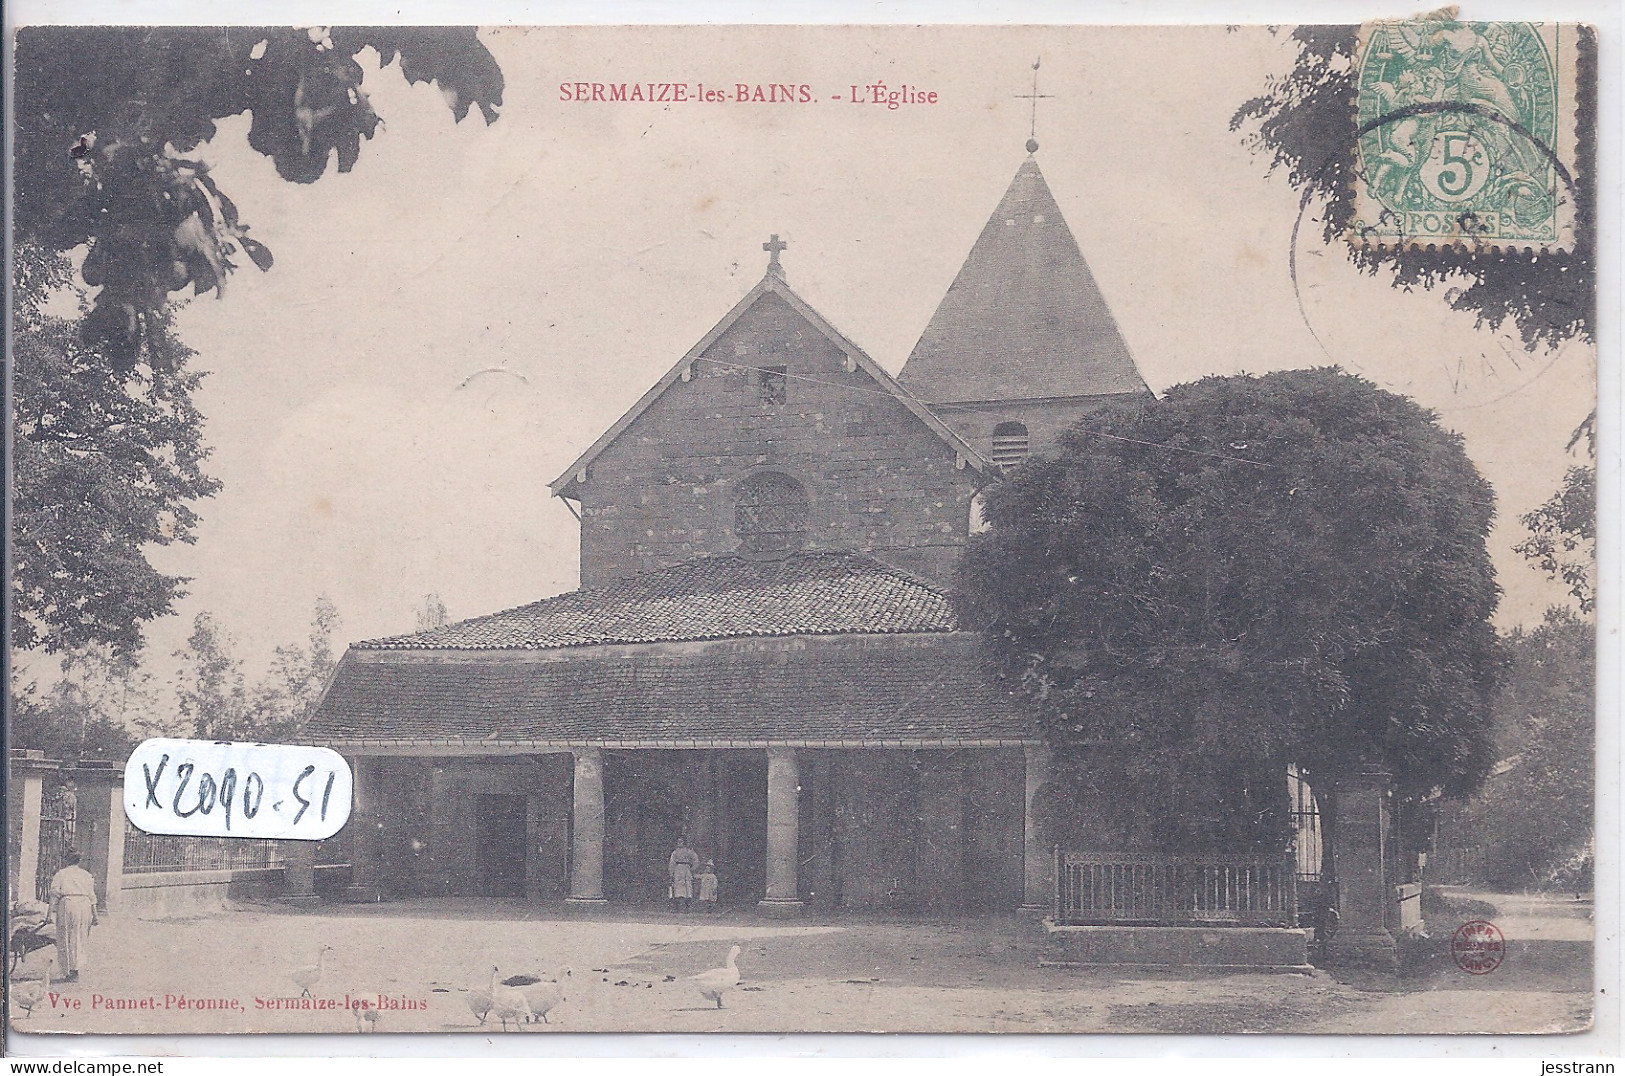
[7,20,1601,1041]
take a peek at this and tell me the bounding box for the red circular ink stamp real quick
[1451,920,1505,974]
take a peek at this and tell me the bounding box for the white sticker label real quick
[124,739,353,841]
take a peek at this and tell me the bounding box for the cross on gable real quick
[1014,57,1054,151]
[763,233,787,274]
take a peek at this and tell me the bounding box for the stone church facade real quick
[301,146,1152,913]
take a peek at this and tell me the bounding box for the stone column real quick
[567,747,608,905]
[759,746,804,914]
[11,752,48,903]
[1328,765,1399,970]
[1021,742,1054,911]
[281,838,320,905]
[344,755,383,902]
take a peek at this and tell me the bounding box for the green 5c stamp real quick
[1353,17,1578,250]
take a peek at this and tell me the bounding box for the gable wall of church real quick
[575,293,981,587]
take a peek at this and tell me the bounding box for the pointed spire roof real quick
[899,155,1148,403]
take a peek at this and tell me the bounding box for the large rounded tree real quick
[957,368,1503,854]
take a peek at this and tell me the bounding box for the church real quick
[301,141,1154,913]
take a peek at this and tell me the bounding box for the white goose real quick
[291,945,334,999]
[689,945,742,1009]
[465,970,493,1026]
[486,964,533,1031]
[517,967,570,1024]
[12,955,54,1020]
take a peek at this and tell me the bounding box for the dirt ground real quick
[8,889,1592,1037]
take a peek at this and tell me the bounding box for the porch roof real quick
[304,632,1039,748]
[354,552,958,652]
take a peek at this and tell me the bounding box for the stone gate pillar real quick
[280,838,320,905]
[1021,742,1054,911]
[759,746,804,914]
[1328,764,1399,970]
[567,747,607,905]
[9,751,51,903]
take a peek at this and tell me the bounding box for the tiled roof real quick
[305,633,1037,744]
[356,552,957,651]
[898,156,1150,404]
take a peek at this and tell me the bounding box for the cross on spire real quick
[763,233,787,275]
[1014,57,1053,153]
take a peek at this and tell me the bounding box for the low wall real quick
[1043,922,1311,969]
[116,863,352,918]
[118,867,284,918]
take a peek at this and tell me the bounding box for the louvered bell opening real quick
[991,422,1030,472]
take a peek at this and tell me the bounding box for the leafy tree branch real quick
[1230,23,1596,349]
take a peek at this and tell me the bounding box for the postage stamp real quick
[1351,17,1580,250]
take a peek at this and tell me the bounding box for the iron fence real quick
[1054,850,1298,927]
[34,783,78,901]
[1287,765,1323,883]
[123,822,284,874]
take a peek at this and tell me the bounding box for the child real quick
[697,861,719,913]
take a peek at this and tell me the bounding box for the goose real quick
[291,945,334,999]
[12,956,54,1020]
[466,969,493,1026]
[689,945,741,1009]
[517,967,570,1024]
[486,964,533,1031]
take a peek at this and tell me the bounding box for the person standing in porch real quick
[668,837,700,913]
[48,849,98,983]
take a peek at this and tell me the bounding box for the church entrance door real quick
[474,793,528,897]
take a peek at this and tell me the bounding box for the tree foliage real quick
[957,369,1504,850]
[1438,608,1593,888]
[12,243,219,656]
[172,612,248,740]
[172,598,342,742]
[251,596,343,740]
[414,592,450,633]
[14,26,504,368]
[1515,413,1596,613]
[11,28,502,659]
[1230,23,1596,349]
[8,648,154,763]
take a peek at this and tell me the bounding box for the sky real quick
[29,23,1600,688]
